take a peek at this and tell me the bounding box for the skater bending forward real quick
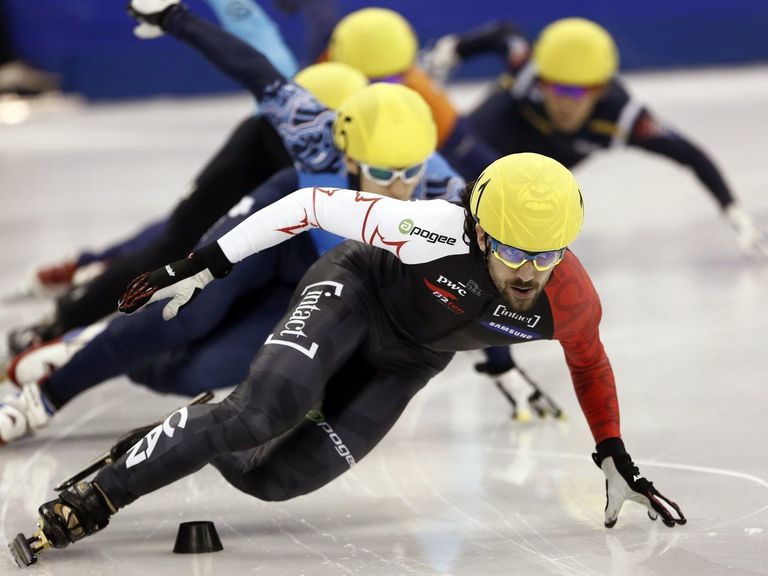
[12,153,685,566]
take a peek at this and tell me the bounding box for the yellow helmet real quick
[294,62,369,110]
[333,83,437,167]
[470,153,584,251]
[329,8,418,79]
[533,18,618,86]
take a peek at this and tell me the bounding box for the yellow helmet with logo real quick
[333,83,437,167]
[294,62,368,110]
[329,8,418,79]
[470,153,583,251]
[533,18,618,86]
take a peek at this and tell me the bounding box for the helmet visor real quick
[360,162,426,186]
[541,80,601,99]
[371,73,405,84]
[489,237,565,272]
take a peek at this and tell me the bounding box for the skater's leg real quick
[50,116,292,334]
[477,345,516,373]
[476,346,565,421]
[213,340,453,501]
[203,0,298,78]
[94,259,374,509]
[24,169,304,407]
[40,243,282,406]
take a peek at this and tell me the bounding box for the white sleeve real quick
[217,187,469,265]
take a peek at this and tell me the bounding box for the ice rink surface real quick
[1,66,767,575]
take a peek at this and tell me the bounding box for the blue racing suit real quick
[42,63,463,406]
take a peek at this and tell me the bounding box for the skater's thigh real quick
[226,339,453,499]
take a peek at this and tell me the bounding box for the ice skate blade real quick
[54,451,111,491]
[9,529,50,568]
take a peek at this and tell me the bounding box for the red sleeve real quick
[546,251,620,443]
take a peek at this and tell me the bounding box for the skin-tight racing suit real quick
[94,187,618,507]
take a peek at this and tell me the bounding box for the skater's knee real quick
[248,481,294,502]
[246,473,308,502]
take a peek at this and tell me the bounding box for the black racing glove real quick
[117,242,231,319]
[592,438,686,528]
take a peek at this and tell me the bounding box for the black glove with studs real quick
[118,242,231,320]
[592,437,686,528]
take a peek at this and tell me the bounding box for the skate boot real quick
[8,322,107,387]
[21,259,107,298]
[22,259,78,298]
[494,368,536,422]
[483,366,565,422]
[7,319,66,357]
[9,480,115,567]
[524,369,565,420]
[0,382,56,446]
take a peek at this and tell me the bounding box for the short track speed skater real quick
[9,391,213,567]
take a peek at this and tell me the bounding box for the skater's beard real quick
[484,248,549,313]
[496,277,544,313]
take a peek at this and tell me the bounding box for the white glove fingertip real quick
[162,300,180,321]
[162,287,194,320]
[134,22,164,39]
[603,489,623,528]
[642,498,660,520]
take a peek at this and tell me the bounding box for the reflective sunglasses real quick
[542,81,601,99]
[359,162,426,186]
[373,73,405,84]
[488,237,565,272]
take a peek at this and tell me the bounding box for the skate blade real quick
[514,409,532,423]
[9,529,50,568]
[54,451,111,491]
[53,390,215,490]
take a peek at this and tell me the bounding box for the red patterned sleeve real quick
[547,251,620,443]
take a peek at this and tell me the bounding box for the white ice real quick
[1,66,767,575]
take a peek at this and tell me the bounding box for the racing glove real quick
[127,0,180,39]
[419,35,460,86]
[117,242,231,320]
[592,437,686,528]
[725,204,768,258]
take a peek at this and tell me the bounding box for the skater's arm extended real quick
[218,187,467,264]
[547,252,619,444]
[420,21,530,84]
[161,4,286,100]
[130,2,339,173]
[545,253,686,530]
[453,21,530,64]
[118,188,467,317]
[627,108,734,210]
